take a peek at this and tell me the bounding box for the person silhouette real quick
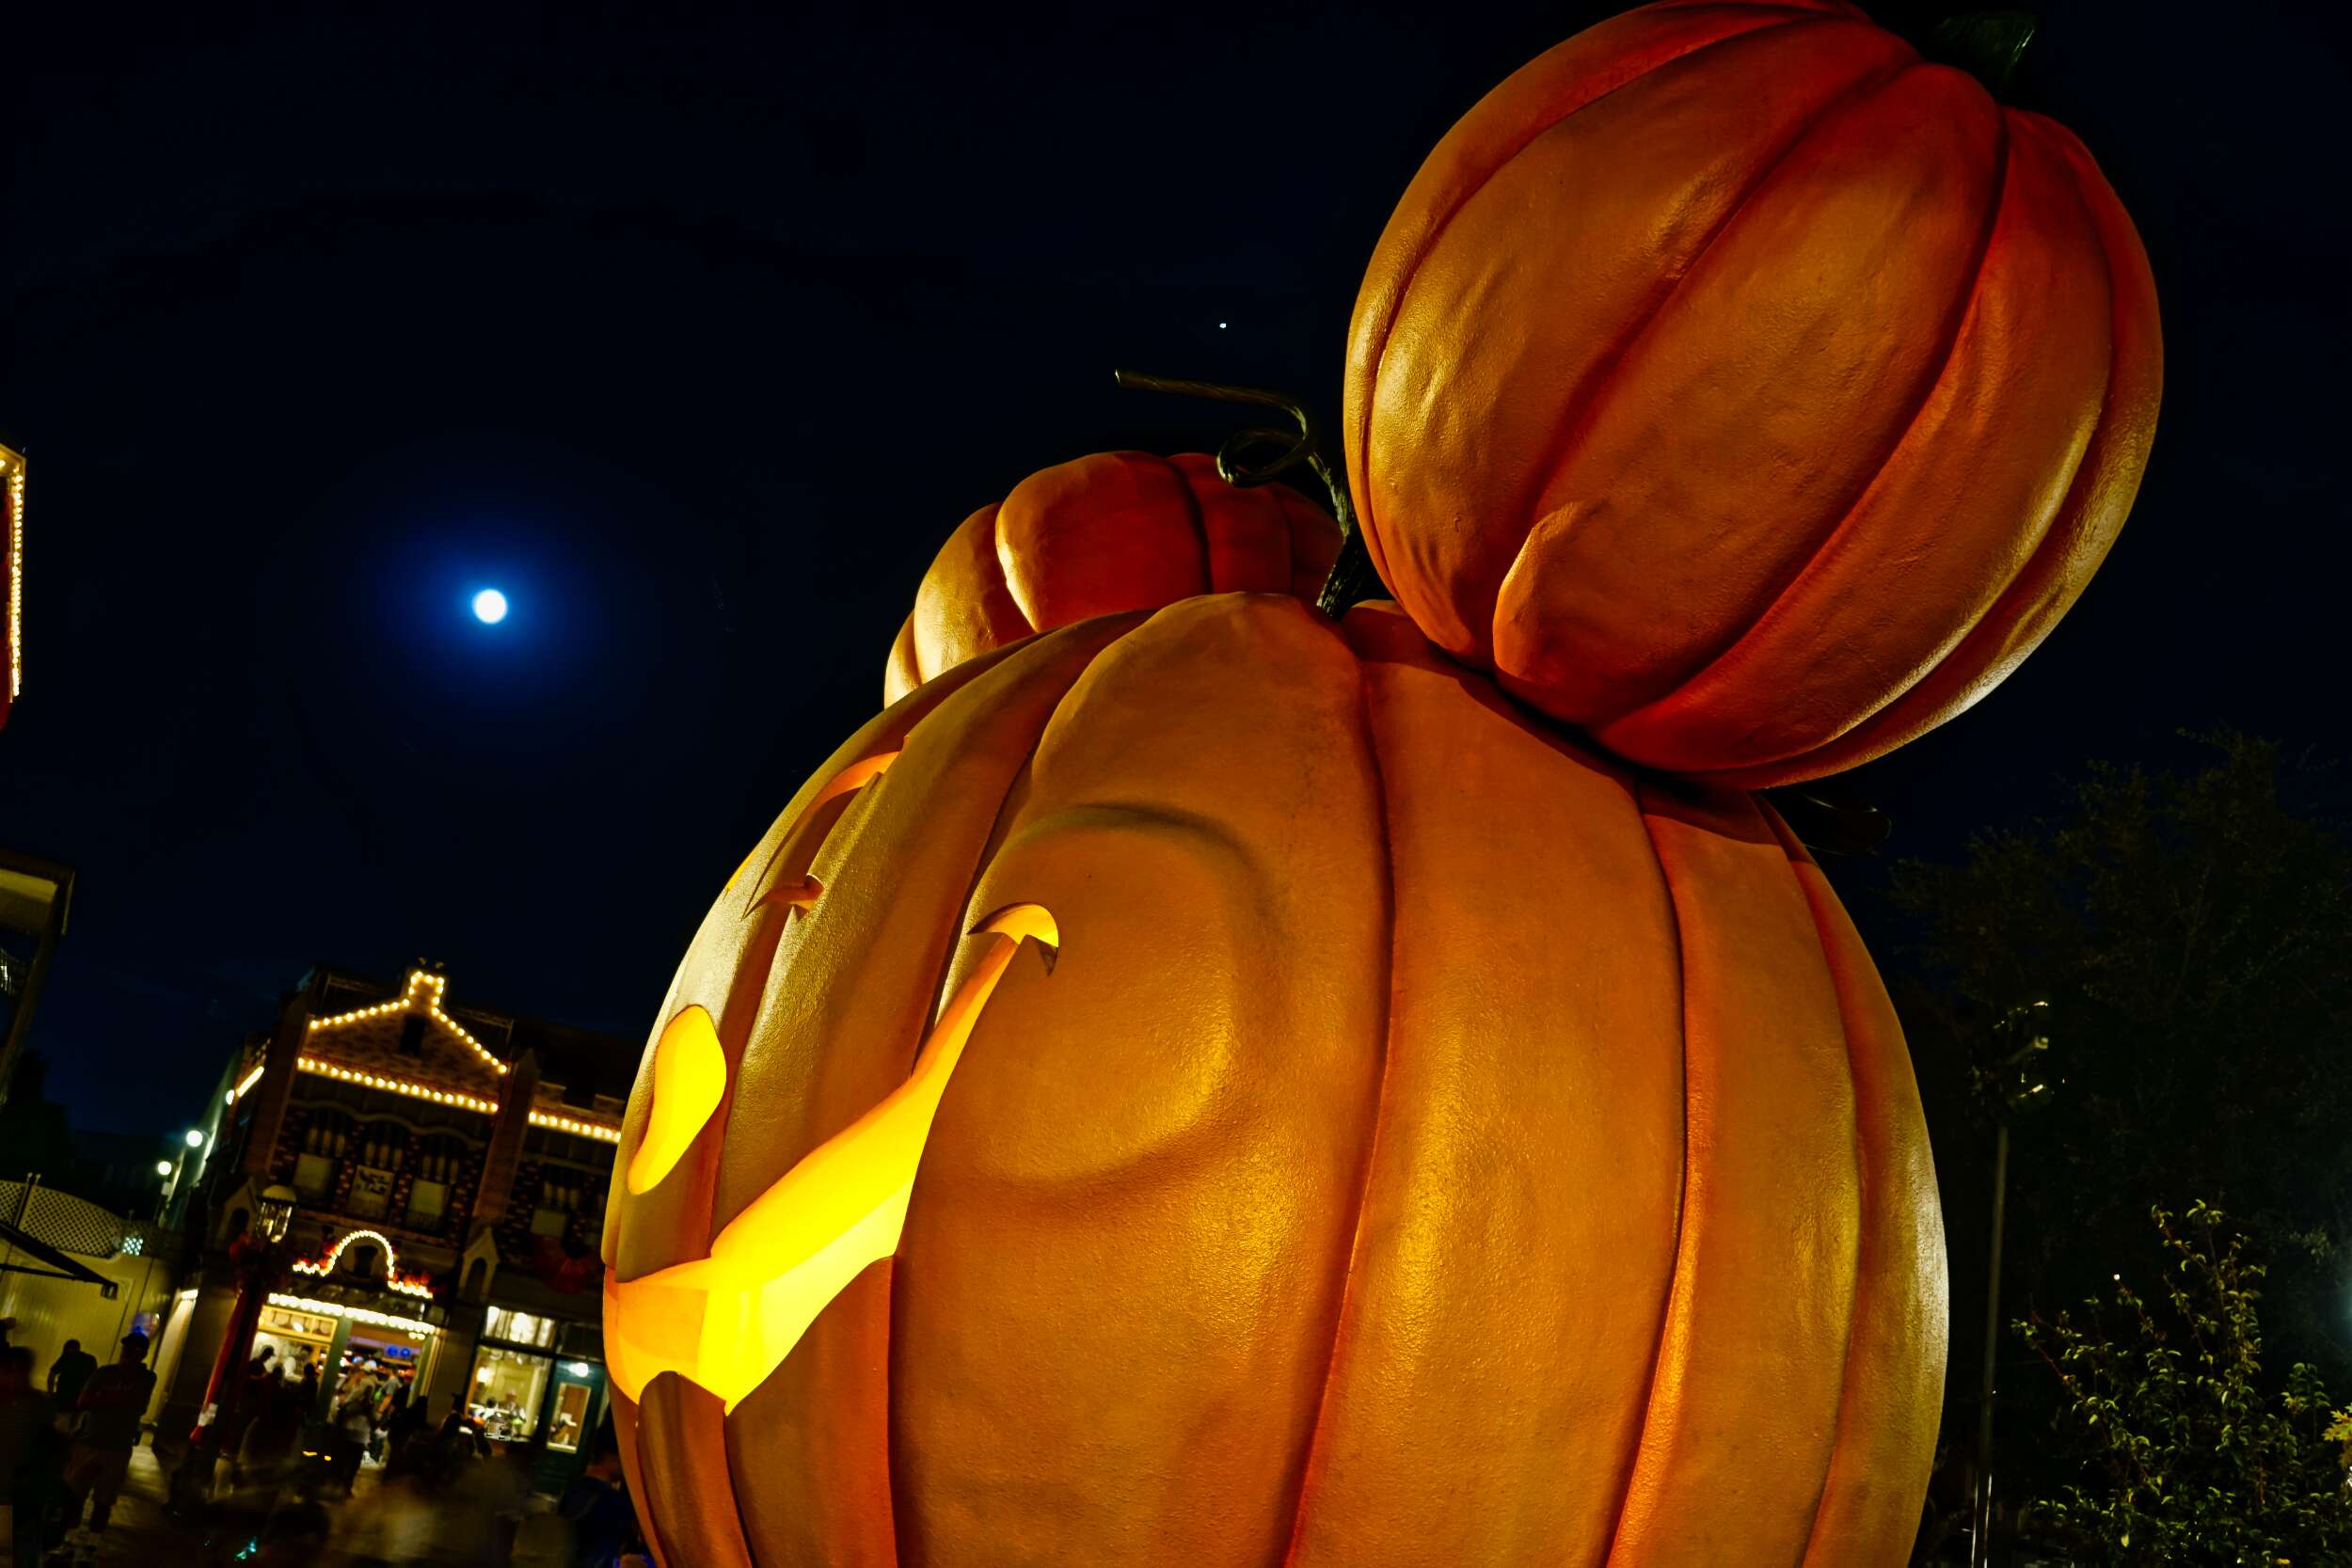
[44,1340,95,1410]
[62,1333,156,1534]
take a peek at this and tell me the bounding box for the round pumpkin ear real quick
[625,1006,725,1196]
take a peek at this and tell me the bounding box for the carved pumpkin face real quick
[882,451,1338,704]
[604,593,1944,1566]
[1344,0,2159,786]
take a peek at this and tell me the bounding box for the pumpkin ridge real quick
[1275,649,1400,1565]
[691,617,1136,1564]
[1591,94,2015,752]
[1760,807,1947,1556]
[1718,108,2145,787]
[1348,7,1840,598]
[1755,804,1869,1561]
[1153,451,1216,594]
[1486,52,1924,683]
[877,645,1101,1564]
[1597,779,1696,1567]
[987,500,1044,640]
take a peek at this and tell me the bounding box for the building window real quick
[468,1346,550,1441]
[405,1179,448,1231]
[347,1165,395,1221]
[527,1167,600,1243]
[484,1307,555,1349]
[293,1153,335,1202]
[416,1133,467,1186]
[358,1121,407,1171]
[346,1243,379,1281]
[304,1107,353,1158]
[547,1381,593,1453]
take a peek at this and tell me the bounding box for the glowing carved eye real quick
[724,750,900,902]
[604,902,1059,1411]
[626,1006,726,1196]
[627,752,900,1199]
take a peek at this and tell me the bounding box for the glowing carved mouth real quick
[605,902,1059,1411]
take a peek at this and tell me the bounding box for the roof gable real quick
[303,967,511,1095]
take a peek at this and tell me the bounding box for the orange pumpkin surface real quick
[604,594,1946,1566]
[882,451,1338,704]
[1344,0,2160,786]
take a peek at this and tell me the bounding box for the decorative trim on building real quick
[226,1062,267,1105]
[295,1055,499,1115]
[527,1111,621,1144]
[306,967,511,1076]
[266,1291,436,1336]
[2,444,24,709]
[291,1227,434,1299]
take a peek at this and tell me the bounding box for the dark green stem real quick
[1111,370,1386,617]
[1926,10,2037,97]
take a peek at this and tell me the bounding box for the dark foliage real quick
[2014,1204,2351,1563]
[1889,733,2352,1376]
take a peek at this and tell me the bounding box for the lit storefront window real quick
[469,1346,551,1441]
[254,1304,338,1384]
[546,1380,593,1453]
[484,1307,557,1348]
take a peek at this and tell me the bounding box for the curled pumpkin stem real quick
[1112,370,1384,617]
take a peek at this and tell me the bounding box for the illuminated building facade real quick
[1,439,21,732]
[151,959,630,1490]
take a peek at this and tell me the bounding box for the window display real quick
[547,1381,591,1453]
[468,1345,550,1440]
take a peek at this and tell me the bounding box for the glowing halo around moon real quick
[472,588,509,625]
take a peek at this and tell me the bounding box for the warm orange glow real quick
[225,1062,267,1106]
[295,1055,500,1115]
[605,902,1058,1410]
[626,1006,727,1195]
[724,750,901,896]
[530,1109,622,1143]
[4,444,24,704]
[292,1228,435,1299]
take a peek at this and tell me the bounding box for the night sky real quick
[1,0,2345,1137]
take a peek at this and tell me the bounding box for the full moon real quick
[472,588,510,625]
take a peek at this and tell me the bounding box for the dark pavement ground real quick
[30,1442,389,1566]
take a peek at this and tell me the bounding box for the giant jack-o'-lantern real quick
[882,451,1338,704]
[1344,0,2160,785]
[604,594,1945,1566]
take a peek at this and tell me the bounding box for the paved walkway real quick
[31,1447,199,1565]
[38,1443,384,1565]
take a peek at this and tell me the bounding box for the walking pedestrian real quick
[60,1331,155,1535]
[42,1341,94,1411]
[327,1368,379,1496]
[379,1386,431,1479]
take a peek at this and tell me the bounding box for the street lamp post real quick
[1971,1001,2055,1568]
[155,1129,206,1226]
[172,1183,299,1512]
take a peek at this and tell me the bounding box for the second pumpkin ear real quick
[884,451,1338,705]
